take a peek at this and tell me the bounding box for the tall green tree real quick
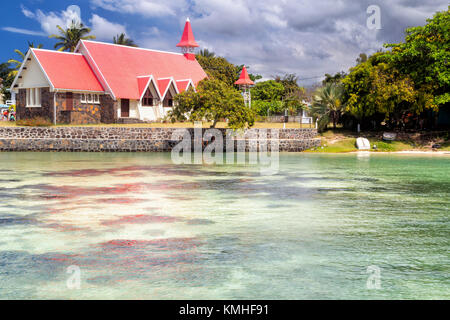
[310,82,345,130]
[343,52,428,123]
[169,78,255,129]
[113,33,138,47]
[385,7,449,106]
[50,21,96,52]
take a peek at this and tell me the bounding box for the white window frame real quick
[79,93,100,104]
[26,88,41,108]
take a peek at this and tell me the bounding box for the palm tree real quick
[310,83,345,130]
[198,49,215,58]
[8,42,43,79]
[50,20,96,52]
[113,33,138,47]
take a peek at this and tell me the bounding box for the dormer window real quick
[142,88,155,106]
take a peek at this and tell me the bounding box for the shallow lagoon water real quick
[0,152,448,299]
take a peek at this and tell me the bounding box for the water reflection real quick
[0,152,449,299]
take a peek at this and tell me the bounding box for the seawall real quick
[0,127,320,152]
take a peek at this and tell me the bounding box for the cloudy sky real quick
[1,0,448,85]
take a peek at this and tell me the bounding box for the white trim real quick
[30,49,55,91]
[53,88,105,94]
[159,77,179,101]
[10,50,33,91]
[80,39,184,56]
[77,41,116,101]
[31,48,83,56]
[176,79,195,92]
[139,75,162,101]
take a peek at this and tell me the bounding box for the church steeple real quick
[177,18,199,60]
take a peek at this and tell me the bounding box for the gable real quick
[15,53,50,89]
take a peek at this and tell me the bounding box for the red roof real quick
[235,66,254,86]
[79,40,207,99]
[176,18,199,48]
[176,80,192,93]
[156,78,172,99]
[32,49,104,92]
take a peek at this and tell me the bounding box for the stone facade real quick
[16,89,115,125]
[16,88,54,122]
[0,127,320,152]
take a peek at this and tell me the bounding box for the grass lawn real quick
[307,129,449,153]
[0,121,315,129]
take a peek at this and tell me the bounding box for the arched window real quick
[142,88,154,106]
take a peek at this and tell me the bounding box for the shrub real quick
[16,116,53,127]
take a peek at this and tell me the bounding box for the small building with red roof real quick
[12,18,207,124]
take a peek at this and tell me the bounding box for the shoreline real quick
[305,150,450,155]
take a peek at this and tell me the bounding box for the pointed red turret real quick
[235,66,254,86]
[177,18,199,48]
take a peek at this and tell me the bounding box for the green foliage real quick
[113,33,138,47]
[310,83,345,130]
[196,55,239,87]
[16,116,53,127]
[343,52,427,120]
[50,21,96,52]
[385,6,449,106]
[251,100,284,116]
[0,63,13,100]
[170,78,255,129]
[251,80,284,101]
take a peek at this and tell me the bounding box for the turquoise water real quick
[0,152,449,299]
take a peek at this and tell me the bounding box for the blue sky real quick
[1,1,448,85]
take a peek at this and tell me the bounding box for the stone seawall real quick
[0,127,320,152]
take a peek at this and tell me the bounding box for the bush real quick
[16,116,53,127]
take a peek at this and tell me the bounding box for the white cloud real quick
[18,5,128,42]
[1,27,46,37]
[91,0,185,17]
[21,5,35,19]
[90,14,128,40]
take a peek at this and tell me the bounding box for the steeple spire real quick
[235,66,254,86]
[177,18,199,60]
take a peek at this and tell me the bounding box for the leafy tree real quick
[385,7,449,106]
[0,63,13,101]
[113,33,138,47]
[310,82,345,130]
[8,42,43,79]
[251,80,284,102]
[169,78,255,129]
[343,53,429,123]
[50,20,96,52]
[196,55,239,87]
